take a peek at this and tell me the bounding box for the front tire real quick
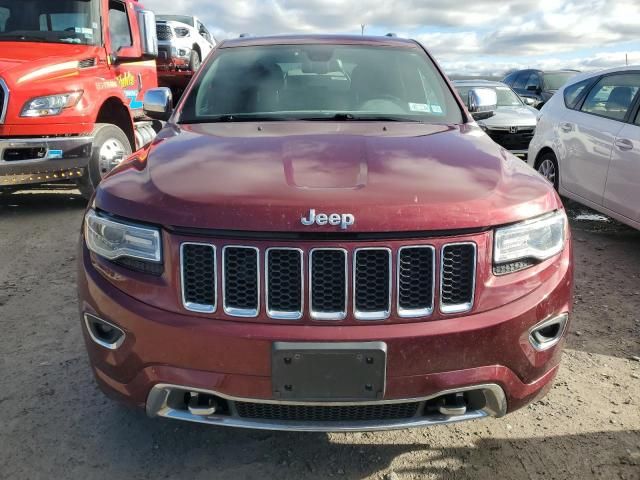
[536,152,559,190]
[77,123,132,200]
[189,49,201,72]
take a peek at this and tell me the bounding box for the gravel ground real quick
[0,190,639,480]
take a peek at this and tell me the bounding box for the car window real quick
[455,86,522,108]
[544,72,578,91]
[563,78,593,110]
[108,0,132,51]
[181,44,463,124]
[525,72,540,90]
[513,72,528,89]
[502,72,517,86]
[581,74,640,121]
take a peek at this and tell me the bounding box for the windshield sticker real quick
[409,103,431,113]
[431,105,443,114]
[75,27,93,35]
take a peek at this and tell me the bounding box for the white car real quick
[528,66,640,230]
[156,15,215,72]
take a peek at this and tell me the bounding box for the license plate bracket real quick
[272,342,387,401]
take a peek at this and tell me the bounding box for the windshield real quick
[0,0,99,45]
[156,15,194,27]
[544,72,578,91]
[456,85,523,107]
[180,44,463,124]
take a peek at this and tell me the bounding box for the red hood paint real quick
[96,121,561,232]
[0,42,101,82]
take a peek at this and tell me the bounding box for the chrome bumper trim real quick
[146,383,507,432]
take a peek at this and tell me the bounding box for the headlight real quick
[21,91,83,117]
[84,210,161,263]
[494,211,566,272]
[174,27,190,37]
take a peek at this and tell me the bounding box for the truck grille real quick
[156,24,174,41]
[0,78,8,124]
[235,401,420,422]
[180,242,477,320]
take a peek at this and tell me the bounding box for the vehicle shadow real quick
[77,402,639,479]
[0,188,87,216]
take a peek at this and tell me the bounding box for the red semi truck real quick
[0,0,162,197]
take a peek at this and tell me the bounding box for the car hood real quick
[96,122,560,232]
[480,106,537,128]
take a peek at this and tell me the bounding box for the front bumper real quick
[157,44,191,71]
[78,236,572,431]
[0,136,92,186]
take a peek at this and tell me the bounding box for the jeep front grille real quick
[0,78,8,124]
[156,24,174,41]
[223,246,260,317]
[179,242,477,320]
[440,243,477,314]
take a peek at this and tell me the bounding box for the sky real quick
[146,0,640,77]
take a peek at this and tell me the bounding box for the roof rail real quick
[385,33,397,37]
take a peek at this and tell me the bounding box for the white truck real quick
[155,15,215,73]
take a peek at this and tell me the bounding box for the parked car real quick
[156,15,215,73]
[528,66,640,230]
[453,80,538,158]
[503,69,580,109]
[78,35,573,432]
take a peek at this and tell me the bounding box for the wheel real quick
[76,123,132,200]
[536,152,559,190]
[189,49,201,72]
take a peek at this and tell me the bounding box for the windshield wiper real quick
[303,113,419,122]
[180,114,295,124]
[0,33,53,42]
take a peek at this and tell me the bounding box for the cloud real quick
[144,0,640,75]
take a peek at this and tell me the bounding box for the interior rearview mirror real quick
[468,88,497,121]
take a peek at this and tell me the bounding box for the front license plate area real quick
[272,342,387,401]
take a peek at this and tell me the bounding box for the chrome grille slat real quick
[353,248,392,321]
[309,248,348,321]
[440,243,477,314]
[266,248,304,320]
[180,243,216,313]
[223,246,260,317]
[397,246,435,318]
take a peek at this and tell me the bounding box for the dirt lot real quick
[0,190,639,480]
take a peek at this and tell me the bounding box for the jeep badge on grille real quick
[301,209,355,230]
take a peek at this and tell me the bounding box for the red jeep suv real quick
[78,35,573,432]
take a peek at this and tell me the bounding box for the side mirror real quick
[137,10,158,59]
[468,88,497,121]
[144,88,173,121]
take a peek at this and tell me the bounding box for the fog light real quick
[84,313,125,350]
[529,313,568,351]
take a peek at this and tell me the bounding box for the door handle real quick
[614,138,634,151]
[560,122,573,133]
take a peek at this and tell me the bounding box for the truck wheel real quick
[189,50,201,72]
[77,123,132,200]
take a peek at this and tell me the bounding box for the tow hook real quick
[187,392,218,416]
[437,393,467,416]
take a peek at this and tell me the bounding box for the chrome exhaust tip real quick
[529,313,568,351]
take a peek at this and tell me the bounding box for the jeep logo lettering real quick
[301,209,355,230]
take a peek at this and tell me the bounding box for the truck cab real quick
[0,0,159,197]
